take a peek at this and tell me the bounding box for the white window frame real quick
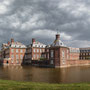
[20,55,23,59]
[51,50,54,58]
[20,49,23,53]
[16,55,19,59]
[37,49,39,53]
[16,49,19,53]
[33,49,35,53]
[11,55,14,59]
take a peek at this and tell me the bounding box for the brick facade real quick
[0,33,90,68]
[0,39,26,65]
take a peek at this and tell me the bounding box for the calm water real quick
[0,65,90,83]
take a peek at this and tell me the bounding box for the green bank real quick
[0,80,90,90]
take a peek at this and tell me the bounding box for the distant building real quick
[80,48,90,60]
[25,38,47,64]
[49,34,69,67]
[0,32,90,68]
[49,33,90,68]
[0,38,26,65]
[69,47,80,60]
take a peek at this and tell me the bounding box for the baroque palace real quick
[0,33,90,68]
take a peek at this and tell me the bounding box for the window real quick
[40,49,42,53]
[24,49,26,53]
[51,50,54,58]
[33,49,35,52]
[37,49,39,53]
[83,53,85,55]
[29,54,31,58]
[16,55,19,59]
[20,55,23,59]
[11,55,14,59]
[62,61,65,64]
[20,49,23,53]
[62,51,65,58]
[33,54,35,59]
[16,49,18,53]
[50,60,53,64]
[11,49,14,53]
[43,49,45,52]
[86,53,88,55]
[67,55,69,59]
[67,50,69,53]
[30,49,31,52]
[11,59,14,63]
[25,55,27,59]
[16,59,19,64]
[37,55,39,59]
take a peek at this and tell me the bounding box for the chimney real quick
[56,34,60,40]
[7,41,10,45]
[11,38,14,43]
[32,38,35,44]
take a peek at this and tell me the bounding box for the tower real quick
[49,32,69,68]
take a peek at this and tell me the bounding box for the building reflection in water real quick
[1,66,90,83]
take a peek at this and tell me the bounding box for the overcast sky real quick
[0,0,90,48]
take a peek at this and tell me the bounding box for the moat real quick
[0,65,90,83]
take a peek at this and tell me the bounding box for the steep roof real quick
[32,41,46,48]
[2,40,26,49]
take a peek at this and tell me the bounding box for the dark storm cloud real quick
[0,0,90,47]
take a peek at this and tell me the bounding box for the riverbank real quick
[0,80,90,90]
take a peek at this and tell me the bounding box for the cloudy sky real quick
[0,0,90,48]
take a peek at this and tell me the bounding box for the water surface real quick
[0,65,90,83]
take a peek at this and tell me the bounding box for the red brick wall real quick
[66,60,90,67]
[60,47,69,66]
[31,47,46,60]
[1,48,26,65]
[70,52,80,60]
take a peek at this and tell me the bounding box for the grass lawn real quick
[0,80,90,90]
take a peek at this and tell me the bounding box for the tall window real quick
[11,55,14,59]
[11,49,14,53]
[33,49,35,53]
[29,54,31,58]
[51,50,54,58]
[40,49,42,53]
[33,54,35,59]
[16,55,19,59]
[37,49,39,53]
[37,55,39,59]
[62,51,65,58]
[20,49,23,53]
[20,55,23,59]
[16,59,19,64]
[62,51,65,64]
[30,49,31,52]
[50,60,53,64]
[16,49,18,53]
[43,49,45,52]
